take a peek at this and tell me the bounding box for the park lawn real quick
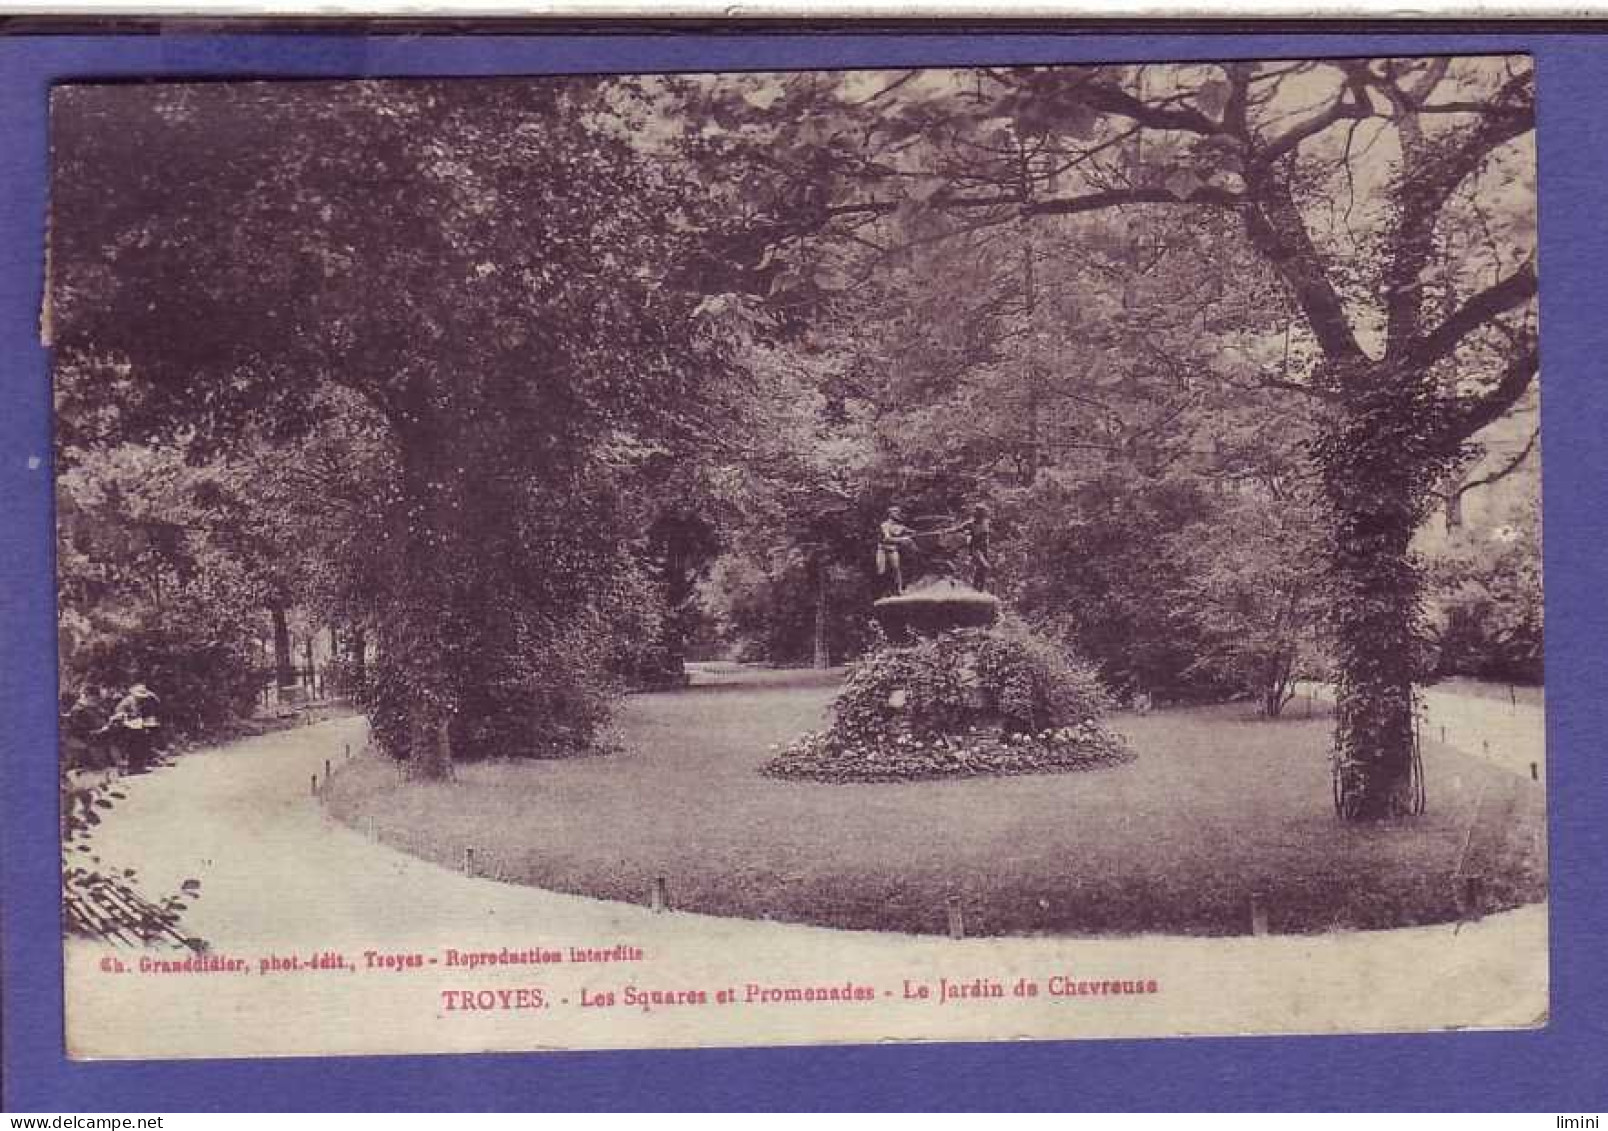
[324,667,1547,937]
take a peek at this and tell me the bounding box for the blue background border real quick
[3,29,1604,1112]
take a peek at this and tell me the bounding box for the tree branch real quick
[1402,69,1536,215]
[1409,258,1537,367]
[1254,371,1343,402]
[1078,77,1224,136]
[1442,338,1539,448]
[1262,66,1376,161]
[1238,173,1367,364]
[1445,425,1540,500]
[822,184,1244,230]
[1027,184,1242,216]
[842,72,917,108]
[1222,63,1253,139]
[1400,57,1453,106]
[823,193,1016,220]
[1382,67,1534,354]
[1417,99,1516,115]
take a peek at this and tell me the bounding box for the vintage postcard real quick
[49,56,1545,1060]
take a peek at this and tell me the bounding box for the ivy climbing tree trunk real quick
[1319,383,1439,817]
[1019,62,1535,820]
[393,413,461,781]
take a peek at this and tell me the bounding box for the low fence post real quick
[1250,893,1269,937]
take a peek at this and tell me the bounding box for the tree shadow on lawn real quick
[326,684,1547,938]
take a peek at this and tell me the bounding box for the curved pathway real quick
[1295,680,1546,780]
[66,707,1546,1060]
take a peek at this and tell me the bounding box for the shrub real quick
[365,606,621,767]
[322,654,367,698]
[1005,471,1246,704]
[766,620,1127,782]
[700,553,877,666]
[831,621,1111,744]
[60,615,263,756]
[361,479,666,770]
[1428,503,1543,685]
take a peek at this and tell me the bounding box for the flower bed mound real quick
[763,621,1135,783]
[763,723,1133,783]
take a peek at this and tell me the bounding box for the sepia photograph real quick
[46,55,1546,1060]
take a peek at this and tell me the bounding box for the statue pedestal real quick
[872,575,1000,641]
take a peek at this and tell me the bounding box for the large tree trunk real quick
[1261,652,1293,719]
[1330,590,1420,819]
[394,418,459,781]
[408,695,453,782]
[408,705,455,780]
[660,545,696,686]
[349,625,367,688]
[811,558,830,670]
[1320,393,1427,820]
[270,604,295,689]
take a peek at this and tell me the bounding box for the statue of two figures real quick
[876,504,993,596]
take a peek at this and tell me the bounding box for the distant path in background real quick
[1296,679,1545,782]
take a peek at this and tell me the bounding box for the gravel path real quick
[65,712,1547,1060]
[1295,681,1546,780]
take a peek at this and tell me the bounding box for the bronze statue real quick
[876,503,995,595]
[958,504,993,592]
[876,507,917,594]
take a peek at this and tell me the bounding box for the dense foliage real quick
[1009,471,1234,703]
[49,62,1541,823]
[1429,501,1544,684]
[765,622,1128,781]
[702,556,878,666]
[51,80,748,775]
[56,450,274,753]
[1002,469,1326,715]
[684,59,1538,817]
